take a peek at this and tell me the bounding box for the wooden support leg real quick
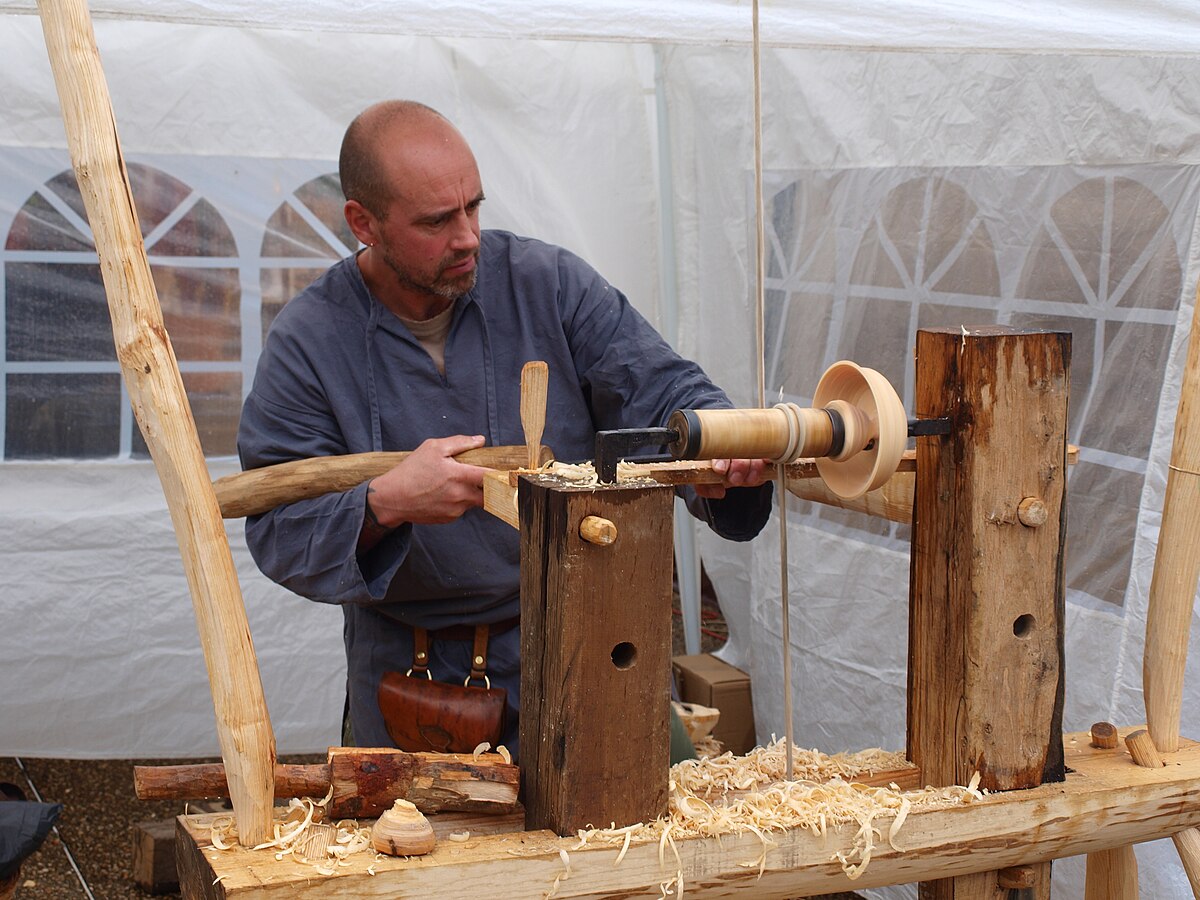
[1085,846,1139,899]
[37,0,275,846]
[909,327,1070,899]
[518,477,675,835]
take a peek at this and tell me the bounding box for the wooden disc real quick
[812,361,906,499]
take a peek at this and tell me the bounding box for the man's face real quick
[371,120,484,311]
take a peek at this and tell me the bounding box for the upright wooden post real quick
[519,477,676,834]
[909,327,1069,899]
[37,0,276,845]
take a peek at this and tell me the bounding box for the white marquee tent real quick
[3,1,1200,895]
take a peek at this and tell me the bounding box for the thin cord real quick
[14,757,97,900]
[752,0,794,783]
[752,0,766,410]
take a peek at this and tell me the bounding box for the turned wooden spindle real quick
[666,360,906,500]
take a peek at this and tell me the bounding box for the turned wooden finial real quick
[371,799,436,857]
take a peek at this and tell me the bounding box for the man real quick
[238,100,771,756]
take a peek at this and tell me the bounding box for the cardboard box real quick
[672,653,755,755]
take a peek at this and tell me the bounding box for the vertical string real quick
[752,0,794,782]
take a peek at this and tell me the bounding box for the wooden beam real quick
[518,476,676,835]
[908,327,1070,900]
[36,0,275,845]
[176,730,1200,899]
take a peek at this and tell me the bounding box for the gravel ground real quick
[3,581,861,900]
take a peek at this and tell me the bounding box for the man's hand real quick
[693,458,771,500]
[358,435,490,551]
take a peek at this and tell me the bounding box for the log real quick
[909,327,1070,900]
[134,748,520,818]
[37,0,275,845]
[216,445,550,519]
[176,730,1200,900]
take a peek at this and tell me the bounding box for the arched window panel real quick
[3,162,242,459]
[260,173,356,339]
[759,166,1196,613]
[5,372,122,458]
[1015,175,1185,610]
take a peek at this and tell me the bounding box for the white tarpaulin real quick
[3,3,1200,896]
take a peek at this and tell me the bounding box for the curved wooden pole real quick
[214,445,548,519]
[37,0,275,845]
[1145,281,1200,754]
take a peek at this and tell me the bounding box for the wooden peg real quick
[1125,729,1165,768]
[997,864,1036,889]
[521,361,549,471]
[579,515,617,546]
[1018,496,1049,528]
[1090,721,1119,749]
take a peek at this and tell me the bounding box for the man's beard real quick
[380,247,478,304]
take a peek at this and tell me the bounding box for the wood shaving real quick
[205,797,374,877]
[541,460,658,487]
[573,739,984,882]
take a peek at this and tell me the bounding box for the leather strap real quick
[468,625,489,685]
[409,627,431,678]
[409,625,490,685]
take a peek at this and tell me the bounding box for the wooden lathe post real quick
[518,476,676,834]
[909,327,1070,900]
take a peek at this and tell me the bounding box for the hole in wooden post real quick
[611,641,637,670]
[1013,614,1035,638]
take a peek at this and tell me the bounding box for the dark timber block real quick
[518,476,676,835]
[133,818,179,894]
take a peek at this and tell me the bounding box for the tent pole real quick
[36,0,276,846]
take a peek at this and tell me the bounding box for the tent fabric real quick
[3,4,1200,897]
[4,0,1200,53]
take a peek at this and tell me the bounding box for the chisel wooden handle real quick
[520,361,549,470]
[214,445,552,519]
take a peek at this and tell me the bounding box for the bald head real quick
[339,100,461,217]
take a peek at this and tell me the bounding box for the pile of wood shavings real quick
[202,794,379,877]
[543,460,658,487]
[572,740,985,895]
[676,738,909,798]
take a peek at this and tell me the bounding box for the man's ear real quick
[344,200,378,247]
